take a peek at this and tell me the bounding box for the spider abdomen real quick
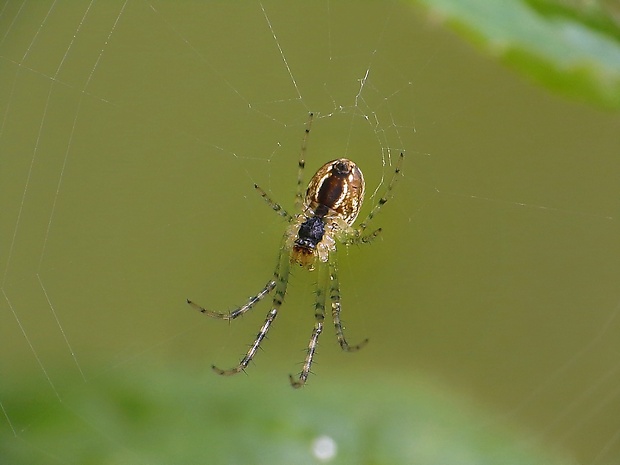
[305,158,365,226]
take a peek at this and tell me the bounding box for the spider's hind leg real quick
[254,184,293,222]
[295,112,314,212]
[357,152,404,233]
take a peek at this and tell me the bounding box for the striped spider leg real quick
[188,113,404,387]
[188,240,290,376]
[186,114,311,380]
[289,152,404,387]
[289,246,368,388]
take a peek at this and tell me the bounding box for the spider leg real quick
[289,258,328,388]
[187,280,276,320]
[358,228,382,244]
[295,112,314,212]
[358,152,404,232]
[212,306,279,376]
[211,243,291,376]
[342,227,383,246]
[254,184,293,222]
[329,248,368,352]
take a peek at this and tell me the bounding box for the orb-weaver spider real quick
[188,113,403,388]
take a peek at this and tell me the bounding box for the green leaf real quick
[409,0,620,108]
[1,367,569,465]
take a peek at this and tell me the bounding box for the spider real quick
[187,113,403,388]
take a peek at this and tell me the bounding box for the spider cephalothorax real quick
[292,216,325,267]
[187,113,403,388]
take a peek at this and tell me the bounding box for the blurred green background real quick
[2,1,620,464]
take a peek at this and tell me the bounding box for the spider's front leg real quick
[209,242,292,376]
[212,306,279,376]
[187,280,276,321]
[289,259,329,388]
[329,247,369,352]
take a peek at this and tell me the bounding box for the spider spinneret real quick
[187,113,403,388]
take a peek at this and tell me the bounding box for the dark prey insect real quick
[187,113,403,388]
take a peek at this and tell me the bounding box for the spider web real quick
[1,1,620,464]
